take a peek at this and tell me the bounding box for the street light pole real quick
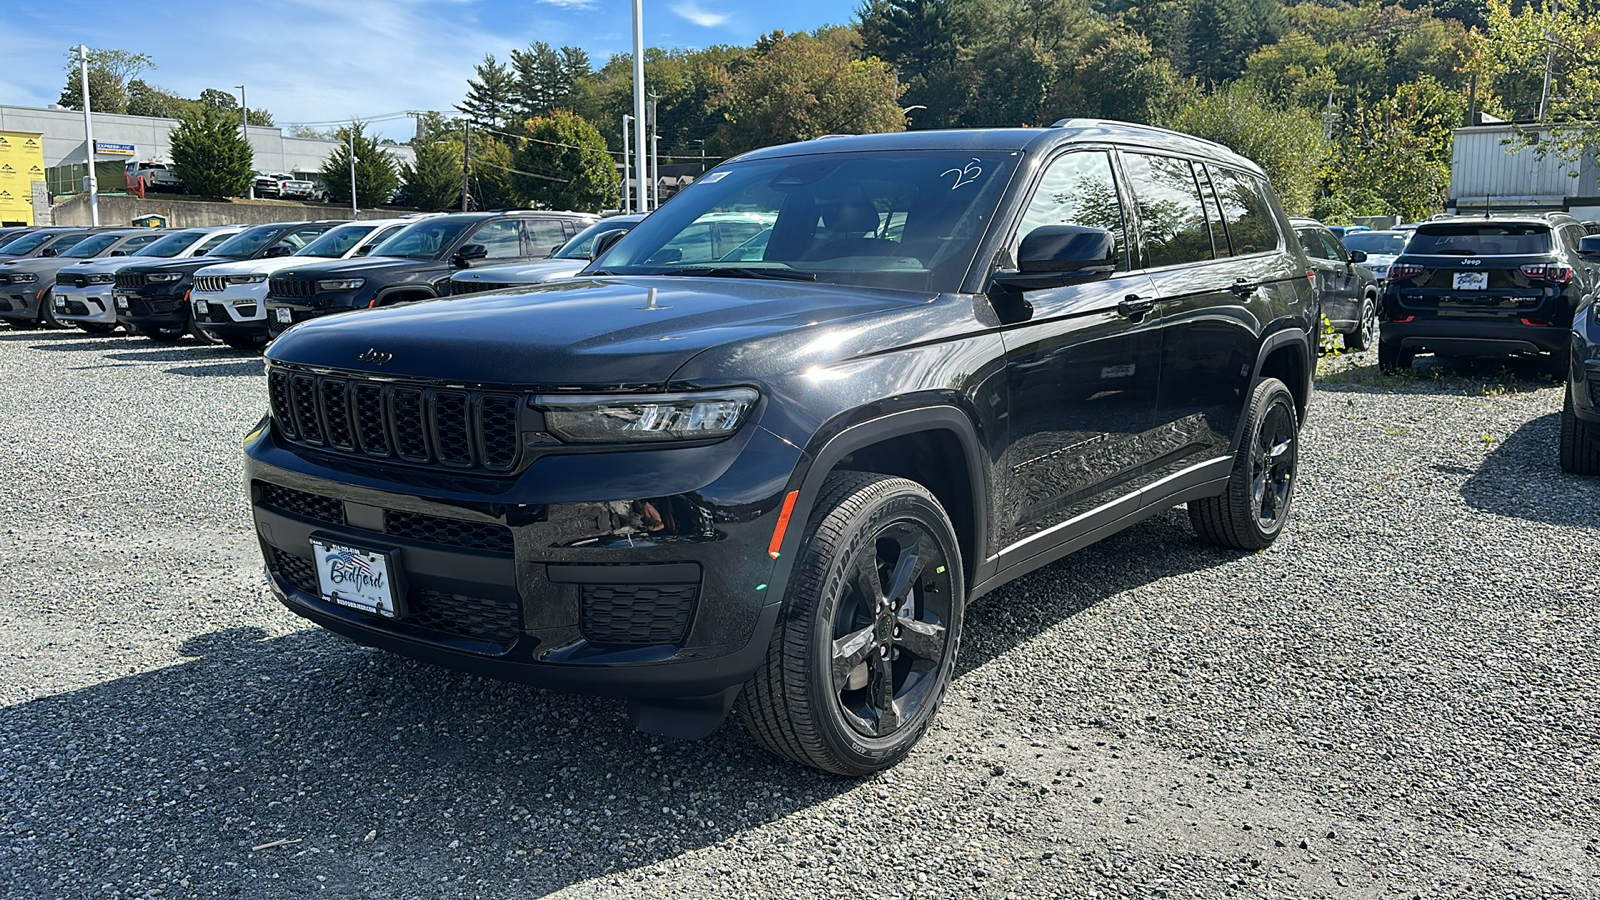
[461,120,471,212]
[237,84,254,200]
[631,0,648,213]
[348,124,359,219]
[73,45,99,226]
[621,114,633,214]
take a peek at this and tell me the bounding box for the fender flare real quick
[1235,326,1313,448]
[764,405,992,605]
[373,286,437,307]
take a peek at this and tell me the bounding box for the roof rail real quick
[1050,118,1237,155]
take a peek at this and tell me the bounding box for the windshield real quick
[136,230,207,258]
[209,224,296,260]
[62,233,124,258]
[368,218,475,260]
[1407,224,1551,256]
[1342,231,1408,255]
[0,231,58,255]
[595,150,1021,292]
[296,224,375,258]
[555,219,639,259]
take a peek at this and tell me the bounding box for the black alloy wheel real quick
[1190,376,1300,550]
[1249,396,1297,533]
[740,472,964,775]
[1345,295,1378,351]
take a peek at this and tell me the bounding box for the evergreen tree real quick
[1184,0,1252,86]
[169,104,255,198]
[511,111,618,212]
[402,132,464,211]
[470,136,519,210]
[459,54,516,131]
[320,122,401,208]
[511,41,567,121]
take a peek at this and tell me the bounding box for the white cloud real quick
[537,0,599,8]
[671,1,730,28]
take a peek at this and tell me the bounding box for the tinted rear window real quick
[1407,224,1550,256]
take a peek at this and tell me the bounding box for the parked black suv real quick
[1292,217,1379,351]
[116,221,337,342]
[1560,234,1600,474]
[246,122,1316,774]
[262,211,595,337]
[1379,214,1597,373]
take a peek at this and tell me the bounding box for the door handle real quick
[1230,279,1258,297]
[1117,295,1154,318]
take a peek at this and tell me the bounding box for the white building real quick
[1448,124,1600,220]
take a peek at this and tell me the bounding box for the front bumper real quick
[115,289,190,331]
[54,285,117,324]
[0,285,47,321]
[193,286,269,341]
[245,421,803,700]
[1381,316,1570,357]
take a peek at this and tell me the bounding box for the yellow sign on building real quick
[0,131,47,226]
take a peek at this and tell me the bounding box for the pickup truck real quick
[254,173,320,200]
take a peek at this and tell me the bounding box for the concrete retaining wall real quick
[52,193,410,227]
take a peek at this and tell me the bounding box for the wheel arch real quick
[1248,328,1311,432]
[374,286,436,306]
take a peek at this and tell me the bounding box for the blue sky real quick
[1,0,861,139]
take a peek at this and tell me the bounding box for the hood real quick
[193,256,325,277]
[0,255,78,276]
[1363,253,1400,267]
[121,255,231,276]
[272,256,437,280]
[57,255,158,275]
[455,259,587,284]
[267,275,930,388]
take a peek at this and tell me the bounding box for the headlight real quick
[86,273,114,284]
[228,274,268,285]
[146,272,183,283]
[9,273,36,283]
[536,388,759,443]
[317,278,365,292]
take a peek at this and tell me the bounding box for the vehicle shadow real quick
[30,337,162,352]
[0,329,100,342]
[0,510,1234,896]
[1317,353,1562,397]
[1460,411,1600,527]
[165,360,265,378]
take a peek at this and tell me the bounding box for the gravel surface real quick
[1,327,1598,899]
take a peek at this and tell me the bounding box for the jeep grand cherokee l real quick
[116,221,338,343]
[263,211,595,336]
[246,121,1316,774]
[1379,215,1598,373]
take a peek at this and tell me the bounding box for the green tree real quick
[511,111,618,212]
[711,30,906,152]
[169,104,255,198]
[320,122,401,208]
[1324,78,1462,220]
[126,80,186,118]
[459,54,517,131]
[1049,29,1179,125]
[470,136,519,209]
[57,48,154,114]
[1184,0,1252,86]
[1166,85,1329,214]
[511,41,569,121]
[402,130,465,211]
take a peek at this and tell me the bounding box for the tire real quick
[77,323,116,335]
[140,327,184,344]
[1344,294,1378,351]
[1378,339,1413,373]
[1189,377,1300,551]
[188,320,218,345]
[1559,384,1600,475]
[38,291,62,328]
[1547,346,1572,380]
[738,472,965,776]
[222,334,266,351]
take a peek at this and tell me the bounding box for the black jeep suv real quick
[1560,234,1600,474]
[262,211,594,337]
[116,221,337,343]
[1379,214,1598,373]
[245,122,1317,774]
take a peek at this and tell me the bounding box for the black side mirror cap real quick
[590,229,628,260]
[453,243,488,267]
[263,244,292,258]
[1348,249,1368,264]
[110,250,128,256]
[992,225,1116,291]
[1580,234,1600,261]
[40,248,57,257]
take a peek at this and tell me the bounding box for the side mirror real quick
[1348,249,1368,264]
[110,250,128,257]
[1580,234,1600,261]
[40,248,57,257]
[452,243,488,267]
[263,244,293,258]
[550,244,563,256]
[991,225,1116,291]
[590,229,628,260]
[353,244,374,257]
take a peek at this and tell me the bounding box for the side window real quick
[470,220,525,259]
[1210,168,1282,256]
[195,232,235,253]
[1016,150,1129,271]
[285,225,331,250]
[523,219,568,256]
[1122,153,1212,268]
[1195,165,1231,258]
[1295,228,1329,260]
[1321,229,1349,261]
[120,233,161,251]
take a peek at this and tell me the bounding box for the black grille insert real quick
[384,510,513,554]
[257,482,345,524]
[268,277,315,299]
[113,273,148,291]
[408,589,521,643]
[580,584,698,646]
[271,548,319,595]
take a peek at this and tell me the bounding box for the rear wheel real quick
[1378,339,1413,373]
[739,472,964,775]
[1559,384,1600,475]
[1189,377,1299,551]
[1344,295,1378,351]
[38,291,62,328]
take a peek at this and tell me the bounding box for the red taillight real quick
[1389,263,1425,279]
[1520,317,1555,327]
[1391,315,1415,323]
[1519,263,1574,283]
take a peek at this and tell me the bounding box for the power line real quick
[476,123,626,158]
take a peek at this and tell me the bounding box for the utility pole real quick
[631,0,648,213]
[348,124,359,219]
[648,95,659,209]
[1539,0,1558,122]
[621,114,633,213]
[694,139,707,174]
[72,45,99,226]
[237,84,253,200]
[461,120,471,212]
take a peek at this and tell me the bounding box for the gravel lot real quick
[1,327,1597,899]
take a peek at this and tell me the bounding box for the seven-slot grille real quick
[268,277,316,299]
[448,280,511,296]
[268,367,523,472]
[114,272,148,290]
[193,275,229,293]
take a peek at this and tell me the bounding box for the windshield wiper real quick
[667,266,817,282]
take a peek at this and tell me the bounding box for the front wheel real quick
[738,472,964,775]
[1345,295,1378,351]
[139,326,184,344]
[1559,384,1600,475]
[1189,377,1300,550]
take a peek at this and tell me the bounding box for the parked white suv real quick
[190,217,422,349]
[53,226,244,333]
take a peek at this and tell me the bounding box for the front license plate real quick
[194,299,210,315]
[310,538,399,618]
[114,294,130,310]
[274,307,292,324]
[1453,271,1488,290]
